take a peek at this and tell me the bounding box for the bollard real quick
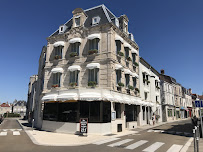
[193,128,196,152]
[32,118,34,131]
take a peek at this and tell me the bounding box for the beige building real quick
[33,5,146,134]
[0,103,11,115]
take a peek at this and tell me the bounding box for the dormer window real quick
[59,25,67,34]
[92,16,100,25]
[75,16,80,27]
[124,21,128,33]
[115,18,119,27]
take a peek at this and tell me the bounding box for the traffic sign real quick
[195,100,203,107]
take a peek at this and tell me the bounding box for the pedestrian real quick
[152,113,156,126]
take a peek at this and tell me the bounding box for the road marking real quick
[0,132,7,136]
[143,142,164,152]
[3,129,8,131]
[13,131,20,135]
[93,138,120,145]
[147,130,153,132]
[125,140,148,150]
[166,144,183,152]
[180,137,193,152]
[10,129,15,131]
[17,129,22,131]
[108,139,133,147]
[154,130,162,132]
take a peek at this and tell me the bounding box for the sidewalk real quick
[186,138,203,152]
[17,118,190,147]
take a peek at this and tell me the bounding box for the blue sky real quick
[0,0,203,103]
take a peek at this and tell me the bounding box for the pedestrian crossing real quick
[93,138,183,151]
[147,129,192,136]
[0,129,22,136]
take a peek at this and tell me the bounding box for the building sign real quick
[80,118,88,133]
[195,100,203,108]
[112,111,116,120]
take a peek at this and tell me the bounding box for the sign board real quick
[80,118,88,133]
[112,111,116,120]
[195,100,203,107]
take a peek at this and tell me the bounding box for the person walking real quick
[152,113,156,126]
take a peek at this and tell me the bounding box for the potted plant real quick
[117,82,124,87]
[118,51,124,57]
[128,85,134,90]
[135,87,140,92]
[88,81,97,87]
[70,52,78,57]
[133,62,139,66]
[52,84,59,88]
[54,55,62,60]
[127,57,132,61]
[88,49,98,55]
[69,82,77,87]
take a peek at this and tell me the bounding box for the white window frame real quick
[88,68,99,84]
[92,16,101,25]
[75,16,81,27]
[53,73,61,87]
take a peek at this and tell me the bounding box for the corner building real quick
[35,5,155,134]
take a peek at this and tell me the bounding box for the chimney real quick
[189,88,192,94]
[160,69,165,75]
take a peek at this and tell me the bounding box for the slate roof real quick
[159,74,177,84]
[51,5,121,37]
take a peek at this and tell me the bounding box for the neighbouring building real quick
[159,70,176,122]
[12,100,27,117]
[0,103,12,115]
[139,57,162,125]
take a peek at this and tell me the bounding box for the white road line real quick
[180,138,193,152]
[166,144,183,152]
[125,140,148,150]
[10,129,15,131]
[93,138,120,145]
[154,130,162,132]
[143,142,165,152]
[147,130,153,132]
[13,131,20,135]
[108,139,133,147]
[3,129,8,131]
[0,132,7,136]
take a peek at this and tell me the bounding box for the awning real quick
[113,94,124,103]
[51,67,64,73]
[57,93,78,101]
[69,38,82,43]
[86,63,100,69]
[87,33,101,40]
[103,92,114,101]
[124,42,131,49]
[79,92,102,101]
[123,96,131,104]
[53,41,65,47]
[115,34,124,43]
[68,65,81,72]
[115,64,123,70]
[42,94,57,101]
[155,92,160,96]
[131,48,138,54]
[124,69,132,75]
[144,87,149,92]
[131,72,139,78]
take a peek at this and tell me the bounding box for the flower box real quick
[133,62,139,66]
[118,51,124,57]
[156,86,160,89]
[54,55,62,60]
[70,52,78,57]
[88,49,98,55]
[88,81,97,87]
[127,57,132,61]
[52,84,59,88]
[128,85,134,90]
[69,82,77,87]
[118,82,124,87]
[135,88,140,93]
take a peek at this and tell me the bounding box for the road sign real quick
[195,100,203,107]
[80,118,88,133]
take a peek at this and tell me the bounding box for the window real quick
[71,42,80,54]
[92,16,100,25]
[70,71,79,85]
[125,105,137,122]
[88,69,98,84]
[54,46,63,59]
[168,109,173,117]
[133,77,136,88]
[125,47,129,59]
[144,92,148,100]
[43,103,58,121]
[125,74,130,87]
[156,96,158,102]
[132,53,136,63]
[115,40,121,54]
[89,38,99,51]
[116,70,121,84]
[142,106,145,120]
[143,73,146,83]
[115,103,121,118]
[53,73,61,87]
[115,18,119,27]
[75,17,80,27]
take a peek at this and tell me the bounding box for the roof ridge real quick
[84,4,104,12]
[101,4,112,23]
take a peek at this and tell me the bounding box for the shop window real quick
[125,105,137,122]
[88,68,98,84]
[116,40,121,54]
[116,70,121,84]
[43,103,58,121]
[89,38,99,51]
[115,103,121,118]
[71,42,80,54]
[103,102,111,122]
[53,73,61,87]
[70,71,79,85]
[58,102,78,122]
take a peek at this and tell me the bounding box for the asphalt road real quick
[0,118,193,152]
